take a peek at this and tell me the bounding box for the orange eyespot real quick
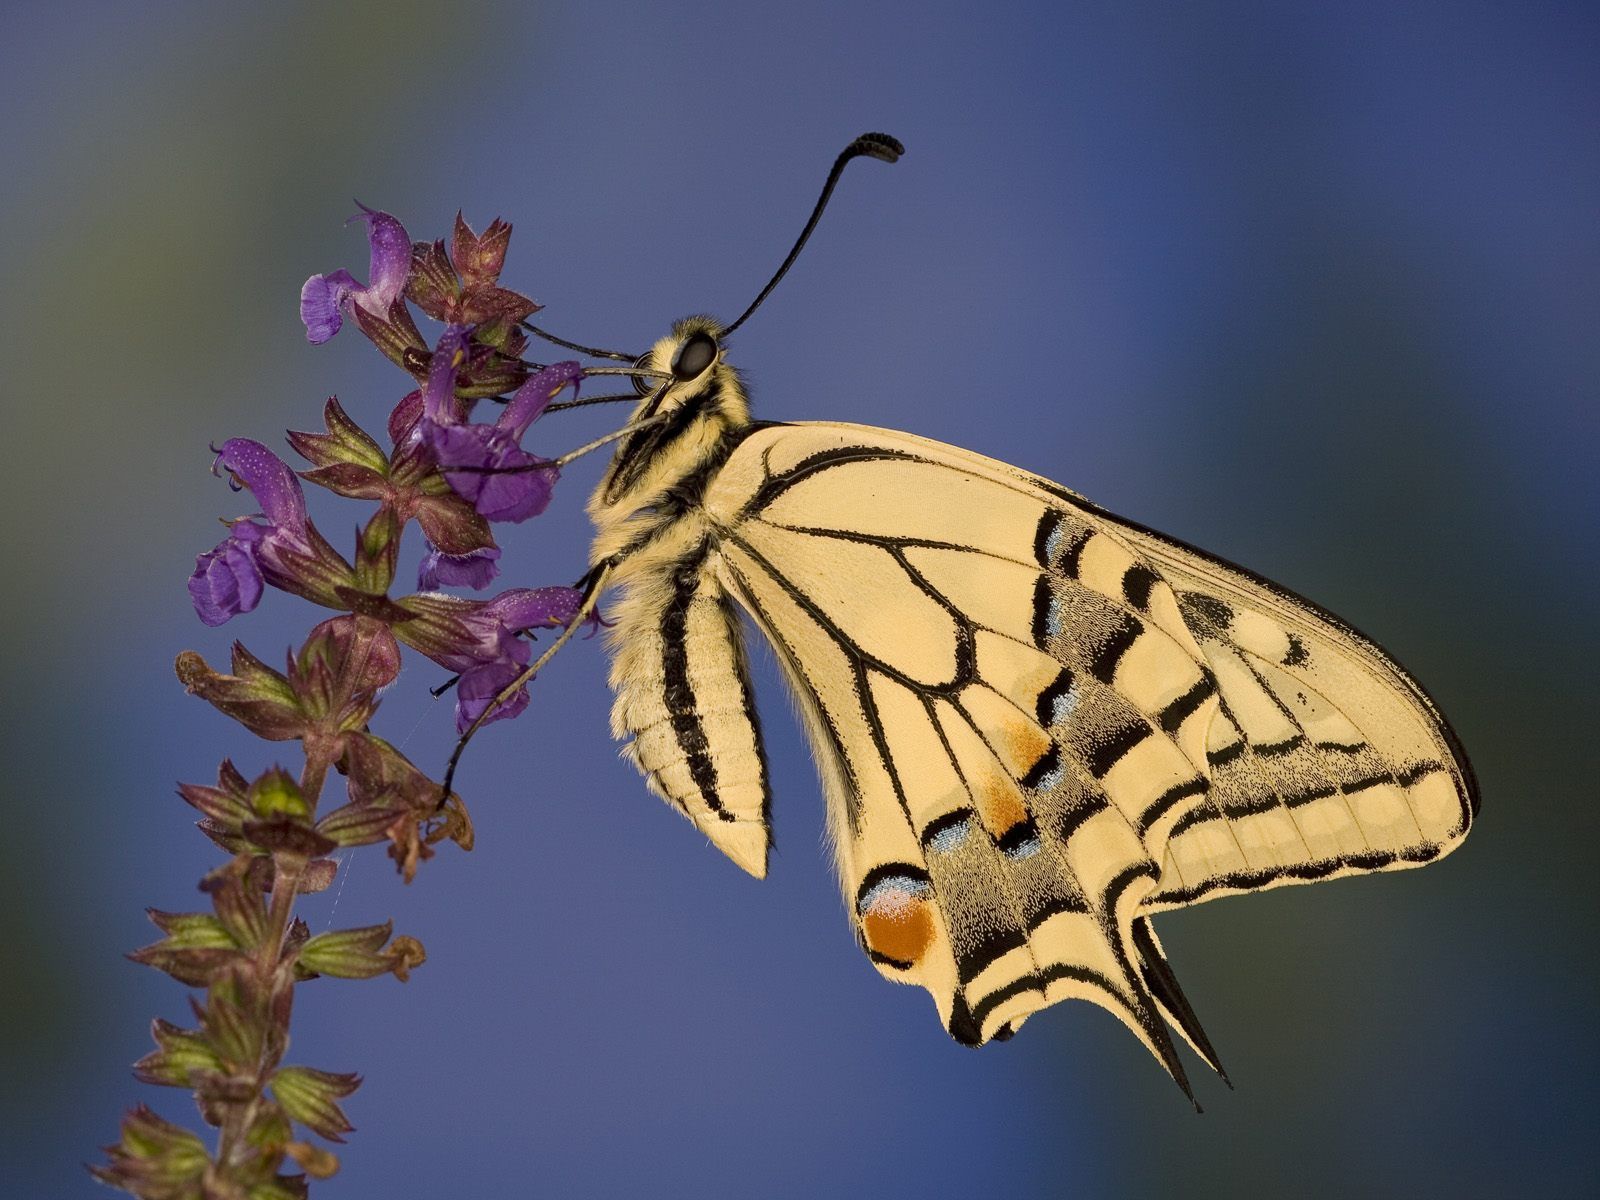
[857,870,935,966]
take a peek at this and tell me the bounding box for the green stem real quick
[211,741,336,1175]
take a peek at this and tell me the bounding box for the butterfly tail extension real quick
[1131,917,1231,1086]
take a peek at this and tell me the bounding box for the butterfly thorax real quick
[587,317,753,573]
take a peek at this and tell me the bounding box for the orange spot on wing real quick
[1002,720,1054,774]
[977,774,1029,835]
[861,895,935,966]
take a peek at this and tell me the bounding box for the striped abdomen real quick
[604,527,771,877]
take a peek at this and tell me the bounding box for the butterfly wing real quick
[698,420,1475,1081]
[1098,513,1479,913]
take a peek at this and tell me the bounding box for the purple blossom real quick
[454,657,533,731]
[404,586,597,731]
[417,327,579,524]
[187,440,311,626]
[300,204,412,344]
[417,543,501,591]
[188,529,265,627]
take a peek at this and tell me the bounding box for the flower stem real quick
[211,744,334,1174]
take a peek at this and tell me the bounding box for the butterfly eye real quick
[671,331,719,381]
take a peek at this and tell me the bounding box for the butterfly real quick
[523,133,1477,1100]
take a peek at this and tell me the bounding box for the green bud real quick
[200,971,268,1068]
[90,1104,211,1194]
[178,759,254,831]
[314,801,403,848]
[176,648,308,742]
[288,398,389,480]
[133,1019,224,1088]
[129,909,243,986]
[353,506,400,595]
[270,1065,359,1142]
[248,769,309,820]
[296,922,425,981]
[202,859,269,949]
[144,910,238,950]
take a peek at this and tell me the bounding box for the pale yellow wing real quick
[1096,514,1478,913]
[698,420,1475,1089]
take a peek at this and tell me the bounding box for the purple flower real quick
[300,204,412,344]
[398,586,597,731]
[187,440,311,626]
[454,657,533,730]
[417,327,579,524]
[417,543,501,591]
[188,530,265,627]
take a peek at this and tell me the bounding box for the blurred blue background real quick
[3,1,1595,1196]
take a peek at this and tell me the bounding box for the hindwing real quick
[692,421,1474,1084]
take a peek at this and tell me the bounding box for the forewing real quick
[1101,516,1478,912]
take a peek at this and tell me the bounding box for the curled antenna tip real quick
[850,132,905,162]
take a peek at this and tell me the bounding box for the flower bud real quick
[133,1018,226,1089]
[296,921,425,981]
[249,768,310,820]
[291,615,401,727]
[129,909,242,987]
[353,506,400,595]
[201,858,270,949]
[89,1105,211,1194]
[270,1066,360,1142]
[176,647,306,742]
[199,969,268,1070]
[289,399,391,501]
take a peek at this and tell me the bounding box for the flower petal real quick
[417,544,501,591]
[215,439,308,536]
[421,325,473,424]
[460,452,557,524]
[485,586,585,633]
[498,360,581,438]
[188,537,264,626]
[300,269,359,344]
[350,203,413,316]
[421,422,558,524]
[455,659,531,732]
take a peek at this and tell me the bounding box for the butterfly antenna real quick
[520,322,637,363]
[721,132,904,337]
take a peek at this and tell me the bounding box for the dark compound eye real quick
[671,330,719,380]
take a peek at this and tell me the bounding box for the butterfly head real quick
[630,314,724,385]
[591,317,751,515]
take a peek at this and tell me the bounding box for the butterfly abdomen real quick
[591,321,773,877]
